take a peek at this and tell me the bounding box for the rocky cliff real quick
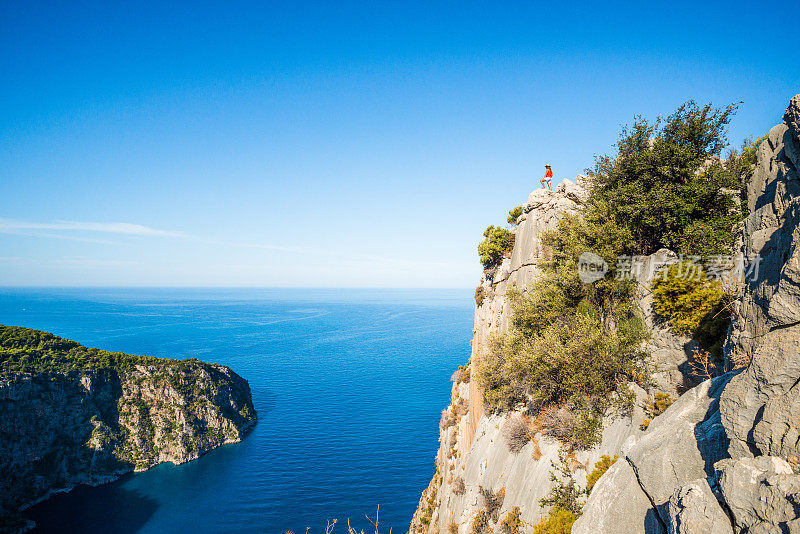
[0,325,256,531]
[410,180,696,532]
[575,94,800,533]
[412,94,800,533]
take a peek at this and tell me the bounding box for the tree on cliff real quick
[590,101,744,257]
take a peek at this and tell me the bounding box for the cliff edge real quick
[410,178,694,532]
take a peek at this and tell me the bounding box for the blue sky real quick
[1,1,798,287]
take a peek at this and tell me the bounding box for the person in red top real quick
[541,164,553,190]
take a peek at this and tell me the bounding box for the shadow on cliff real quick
[25,474,159,534]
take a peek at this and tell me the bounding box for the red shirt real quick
[545,169,553,178]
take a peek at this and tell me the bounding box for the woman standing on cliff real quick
[541,164,553,190]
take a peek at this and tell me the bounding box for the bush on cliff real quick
[585,454,618,494]
[532,453,583,533]
[651,263,730,357]
[475,100,756,448]
[531,509,577,534]
[478,225,515,268]
[475,285,486,307]
[507,205,524,225]
[589,101,746,258]
[477,215,649,448]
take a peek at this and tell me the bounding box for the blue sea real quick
[0,288,473,533]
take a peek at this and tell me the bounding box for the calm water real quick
[0,288,473,533]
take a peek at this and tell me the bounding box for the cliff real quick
[0,325,256,531]
[412,94,800,533]
[575,94,800,533]
[410,180,696,532]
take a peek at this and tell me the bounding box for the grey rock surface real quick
[575,375,732,534]
[715,456,800,533]
[721,94,800,461]
[574,458,666,534]
[668,479,732,534]
[577,93,800,534]
[625,375,732,525]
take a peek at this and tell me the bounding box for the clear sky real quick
[1,1,798,287]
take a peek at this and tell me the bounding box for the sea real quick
[0,287,473,533]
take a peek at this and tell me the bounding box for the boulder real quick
[573,458,665,534]
[574,375,732,534]
[668,479,732,534]
[715,456,800,533]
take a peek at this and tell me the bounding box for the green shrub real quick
[477,284,648,448]
[475,286,486,307]
[507,206,524,225]
[585,455,618,494]
[500,506,523,534]
[531,509,577,534]
[589,101,746,258]
[531,453,583,533]
[640,392,675,430]
[478,226,515,268]
[651,263,729,356]
[646,392,675,417]
[475,100,753,449]
[540,452,583,515]
[0,325,168,377]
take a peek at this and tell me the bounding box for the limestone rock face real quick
[715,456,800,533]
[412,178,694,533]
[469,182,586,439]
[667,479,732,534]
[575,457,666,534]
[636,249,701,394]
[0,359,256,524]
[576,94,800,534]
[573,375,732,534]
[720,95,800,461]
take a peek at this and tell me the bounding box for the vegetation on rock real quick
[585,455,618,495]
[479,486,505,522]
[539,453,584,516]
[507,206,524,225]
[499,506,523,534]
[589,101,746,257]
[470,510,492,534]
[502,416,531,454]
[475,285,486,307]
[651,263,730,357]
[531,509,577,534]
[0,325,165,376]
[478,225,515,268]
[640,392,675,430]
[476,100,755,449]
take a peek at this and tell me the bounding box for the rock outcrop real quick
[411,178,695,532]
[720,94,800,462]
[0,326,256,531]
[575,94,800,534]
